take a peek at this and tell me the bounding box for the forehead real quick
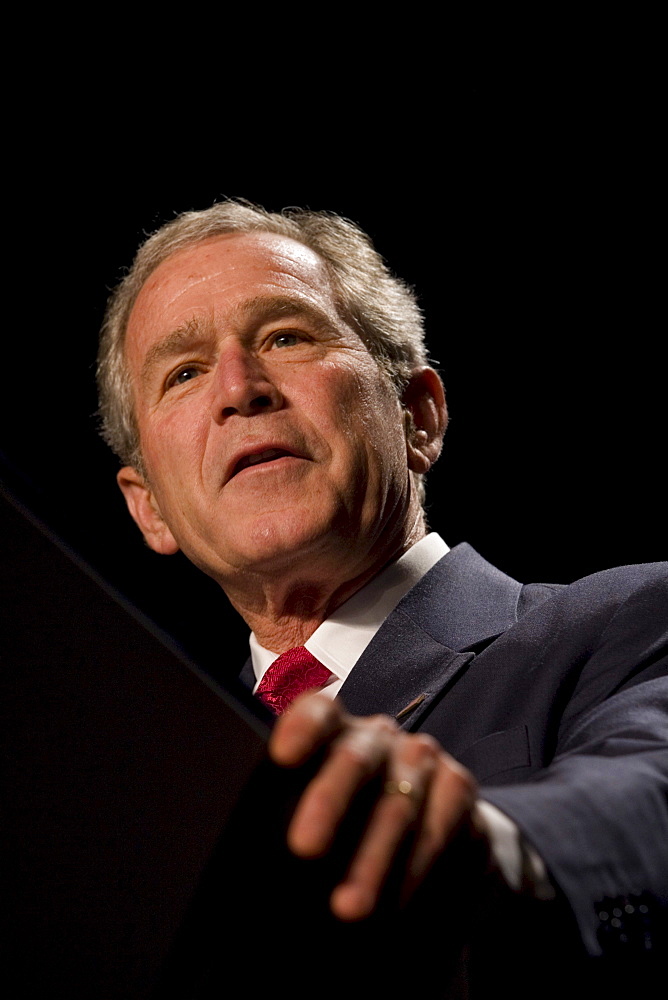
[125,232,338,364]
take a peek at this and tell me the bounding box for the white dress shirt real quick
[249,533,553,898]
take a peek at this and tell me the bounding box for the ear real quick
[116,466,180,556]
[402,367,448,474]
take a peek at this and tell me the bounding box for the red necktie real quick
[255,646,333,715]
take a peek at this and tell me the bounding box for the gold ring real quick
[384,779,414,796]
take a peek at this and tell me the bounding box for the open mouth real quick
[232,448,298,478]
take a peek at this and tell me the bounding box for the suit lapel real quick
[339,608,475,728]
[239,657,255,691]
[339,543,522,727]
[396,542,522,650]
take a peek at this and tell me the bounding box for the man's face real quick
[120,233,424,590]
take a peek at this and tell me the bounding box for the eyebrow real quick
[140,318,215,387]
[138,295,337,387]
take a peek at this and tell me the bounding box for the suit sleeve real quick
[482,567,668,959]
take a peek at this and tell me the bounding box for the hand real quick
[269,691,484,922]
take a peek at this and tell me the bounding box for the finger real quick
[402,752,478,899]
[269,691,345,768]
[287,714,397,858]
[330,733,440,921]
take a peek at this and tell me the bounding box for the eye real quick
[271,331,302,348]
[166,364,204,389]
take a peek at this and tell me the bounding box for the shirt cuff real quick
[474,799,556,901]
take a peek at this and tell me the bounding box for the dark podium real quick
[1,483,279,998]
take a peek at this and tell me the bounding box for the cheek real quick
[140,408,207,498]
[355,374,405,457]
[319,367,406,481]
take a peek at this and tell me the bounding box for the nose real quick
[210,342,283,421]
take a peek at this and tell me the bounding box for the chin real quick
[222,510,352,575]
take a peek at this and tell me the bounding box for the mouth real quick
[229,447,303,480]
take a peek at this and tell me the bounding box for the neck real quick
[225,513,426,652]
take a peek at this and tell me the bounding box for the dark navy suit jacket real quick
[242,543,668,964]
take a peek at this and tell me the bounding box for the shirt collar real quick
[249,533,449,691]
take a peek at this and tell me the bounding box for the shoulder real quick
[511,562,668,719]
[518,561,668,633]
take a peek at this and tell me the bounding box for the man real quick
[98,201,667,991]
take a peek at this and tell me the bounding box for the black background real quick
[2,65,664,684]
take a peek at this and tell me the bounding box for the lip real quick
[224,443,309,484]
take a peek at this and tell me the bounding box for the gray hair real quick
[97,200,429,472]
